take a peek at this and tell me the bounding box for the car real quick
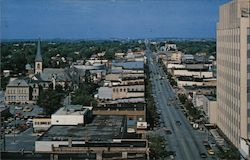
[165,129,172,135]
[167,151,176,157]
[23,107,33,112]
[200,153,207,158]
[15,106,23,110]
[176,121,181,126]
[208,149,215,155]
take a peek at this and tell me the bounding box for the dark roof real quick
[38,115,126,142]
[35,39,43,62]
[7,79,29,87]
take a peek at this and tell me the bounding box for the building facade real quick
[216,0,250,158]
[4,79,30,104]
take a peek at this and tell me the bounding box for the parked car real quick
[15,106,23,110]
[176,120,181,126]
[23,107,33,112]
[207,149,215,155]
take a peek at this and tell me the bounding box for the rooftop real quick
[38,115,126,142]
[53,105,92,116]
[7,79,29,87]
[205,95,216,101]
[98,87,112,99]
[40,68,71,82]
[112,61,144,70]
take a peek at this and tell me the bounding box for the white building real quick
[33,117,51,132]
[173,70,213,78]
[51,105,92,125]
[193,95,217,124]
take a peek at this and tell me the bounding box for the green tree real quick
[37,86,65,115]
[148,134,168,159]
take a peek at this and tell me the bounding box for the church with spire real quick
[31,38,71,90]
[35,39,43,74]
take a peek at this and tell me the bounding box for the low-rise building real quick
[173,69,213,78]
[193,95,217,124]
[35,115,148,160]
[4,79,30,104]
[33,116,51,133]
[51,105,93,126]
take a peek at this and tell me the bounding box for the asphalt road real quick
[146,48,213,160]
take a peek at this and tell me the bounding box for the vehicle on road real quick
[193,123,199,129]
[15,106,23,110]
[165,129,172,135]
[23,106,33,112]
[208,149,215,155]
[176,120,181,126]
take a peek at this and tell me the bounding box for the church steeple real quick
[35,38,43,62]
[35,38,43,74]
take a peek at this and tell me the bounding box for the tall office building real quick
[217,0,250,158]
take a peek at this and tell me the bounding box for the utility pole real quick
[13,109,16,143]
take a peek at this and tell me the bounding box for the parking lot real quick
[1,103,44,151]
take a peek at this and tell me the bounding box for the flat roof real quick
[205,95,216,101]
[53,105,89,116]
[38,115,126,142]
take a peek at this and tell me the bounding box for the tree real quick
[148,134,168,159]
[37,87,65,115]
[84,70,91,83]
[71,82,98,107]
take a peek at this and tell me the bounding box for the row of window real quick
[6,89,28,94]
[113,87,144,93]
[34,122,51,125]
[5,96,28,101]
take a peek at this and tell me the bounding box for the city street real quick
[146,48,212,160]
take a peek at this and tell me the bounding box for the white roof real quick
[98,87,112,99]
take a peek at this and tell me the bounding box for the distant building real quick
[182,54,194,63]
[4,79,30,104]
[115,52,125,59]
[169,51,182,62]
[165,43,177,51]
[3,70,12,77]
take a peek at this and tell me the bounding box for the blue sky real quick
[1,0,230,39]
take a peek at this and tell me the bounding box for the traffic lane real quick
[160,81,207,154]
[149,58,198,159]
[157,65,209,158]
[155,81,194,160]
[156,79,196,159]
[153,64,204,159]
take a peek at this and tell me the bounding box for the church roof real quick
[35,39,43,62]
[7,79,29,87]
[39,68,71,82]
